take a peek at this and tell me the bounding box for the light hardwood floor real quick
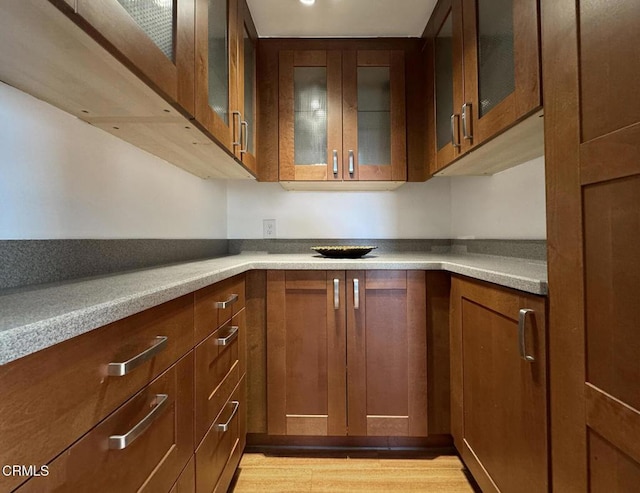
[230,453,479,492]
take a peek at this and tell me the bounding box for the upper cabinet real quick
[195,0,258,174]
[426,0,543,176]
[260,41,412,189]
[74,0,196,115]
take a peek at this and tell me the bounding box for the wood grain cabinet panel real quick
[195,274,245,344]
[266,270,428,438]
[450,276,547,493]
[17,353,195,493]
[0,295,194,493]
[73,0,196,115]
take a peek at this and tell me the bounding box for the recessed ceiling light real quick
[300,0,315,5]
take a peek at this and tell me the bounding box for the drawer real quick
[18,352,194,493]
[170,455,195,493]
[0,295,194,493]
[196,377,246,493]
[195,310,246,445]
[195,274,245,343]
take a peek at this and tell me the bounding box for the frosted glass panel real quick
[357,67,390,166]
[294,67,327,166]
[208,0,229,125]
[477,0,515,117]
[243,27,255,154]
[117,0,175,61]
[435,13,453,151]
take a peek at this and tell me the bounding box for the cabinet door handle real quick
[348,150,355,175]
[240,120,248,155]
[353,279,360,310]
[450,114,461,148]
[108,393,168,450]
[462,103,472,140]
[215,325,239,346]
[332,149,339,175]
[215,293,238,309]
[334,278,340,310]
[232,111,241,148]
[108,336,168,377]
[518,309,536,362]
[215,400,240,432]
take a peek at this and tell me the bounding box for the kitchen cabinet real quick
[195,0,257,167]
[266,270,427,437]
[277,46,407,185]
[426,0,542,176]
[70,0,196,115]
[542,0,640,490]
[1,274,247,493]
[450,276,548,493]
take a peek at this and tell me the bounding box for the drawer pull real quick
[108,336,168,377]
[215,400,240,433]
[215,293,239,309]
[518,309,536,362]
[334,279,340,310]
[353,278,360,310]
[215,325,239,346]
[108,393,168,450]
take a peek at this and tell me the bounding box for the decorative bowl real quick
[311,246,378,259]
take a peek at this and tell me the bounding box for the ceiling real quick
[246,0,438,38]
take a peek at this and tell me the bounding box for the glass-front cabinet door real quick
[279,50,342,181]
[429,0,465,173]
[236,0,257,173]
[195,0,238,152]
[342,51,406,181]
[74,0,195,115]
[461,0,541,146]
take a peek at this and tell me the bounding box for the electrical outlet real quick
[263,219,276,239]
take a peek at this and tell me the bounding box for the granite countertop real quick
[0,252,547,366]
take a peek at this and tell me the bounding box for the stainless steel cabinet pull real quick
[450,114,461,148]
[518,309,536,362]
[215,325,239,346]
[240,120,248,155]
[348,150,355,175]
[108,336,168,377]
[353,279,360,310]
[332,149,339,175]
[462,103,472,140]
[232,111,241,148]
[215,293,238,309]
[108,393,168,450]
[334,279,340,310]
[215,400,240,432]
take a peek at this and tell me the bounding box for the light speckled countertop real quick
[0,252,547,365]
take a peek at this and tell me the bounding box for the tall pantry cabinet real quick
[543,0,640,491]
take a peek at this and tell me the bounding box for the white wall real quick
[450,156,547,239]
[226,157,547,240]
[0,82,227,239]
[226,180,452,239]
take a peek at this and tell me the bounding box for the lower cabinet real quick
[450,276,548,493]
[4,275,247,493]
[18,352,195,493]
[266,270,428,437]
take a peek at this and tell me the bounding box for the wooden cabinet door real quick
[74,0,196,115]
[342,51,407,182]
[543,0,640,491]
[346,271,428,437]
[235,0,258,174]
[266,271,347,435]
[279,50,343,181]
[450,276,547,493]
[195,0,240,152]
[426,0,466,174]
[461,0,540,147]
